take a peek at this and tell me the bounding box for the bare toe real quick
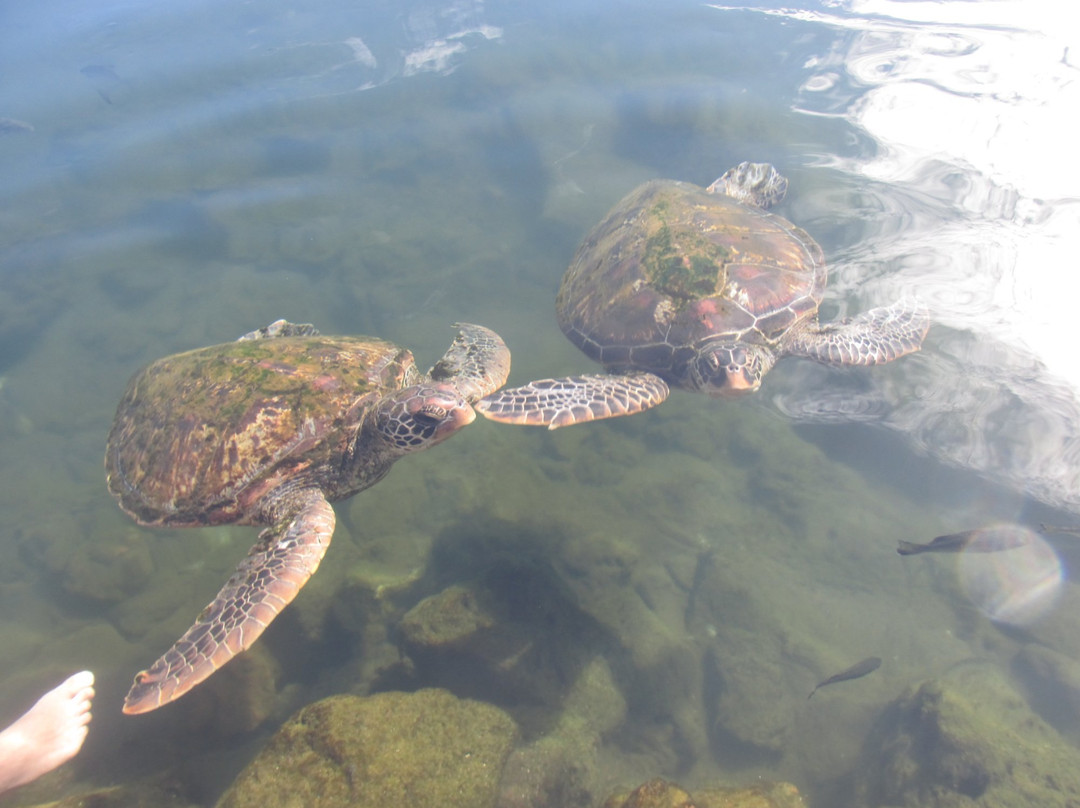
[60,671,95,697]
[0,670,96,794]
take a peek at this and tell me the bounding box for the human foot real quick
[0,671,94,794]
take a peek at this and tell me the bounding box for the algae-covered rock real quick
[19,780,198,808]
[1013,643,1080,737]
[853,664,1080,807]
[61,526,154,603]
[398,580,546,704]
[602,777,806,808]
[602,777,694,808]
[497,656,627,808]
[497,732,596,808]
[399,582,502,650]
[559,653,628,737]
[703,639,791,756]
[397,562,607,709]
[693,782,806,808]
[12,503,152,604]
[691,558,802,757]
[552,529,711,767]
[215,689,517,808]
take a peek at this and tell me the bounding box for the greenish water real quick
[2,1,1080,806]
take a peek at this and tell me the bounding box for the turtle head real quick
[376,383,475,454]
[692,342,776,396]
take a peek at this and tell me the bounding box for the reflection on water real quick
[742,0,1080,511]
[2,0,1080,807]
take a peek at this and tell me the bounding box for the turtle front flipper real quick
[122,490,335,714]
[427,323,511,403]
[475,372,670,429]
[784,301,930,366]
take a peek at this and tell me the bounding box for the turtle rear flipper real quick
[784,301,929,366]
[122,490,334,714]
[475,372,669,429]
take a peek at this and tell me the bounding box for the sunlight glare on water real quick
[841,0,1080,376]
[741,0,1080,512]
[955,525,1064,626]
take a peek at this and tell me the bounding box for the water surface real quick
[2,0,1079,805]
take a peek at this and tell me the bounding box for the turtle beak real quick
[697,343,768,396]
[417,385,474,444]
[381,384,475,453]
[426,399,475,440]
[723,366,761,393]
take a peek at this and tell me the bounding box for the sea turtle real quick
[476,162,928,428]
[106,320,510,714]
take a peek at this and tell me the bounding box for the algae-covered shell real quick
[106,335,413,527]
[557,178,826,369]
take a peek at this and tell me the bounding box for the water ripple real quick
[714,0,1080,512]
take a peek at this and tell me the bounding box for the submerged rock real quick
[398,579,552,703]
[692,558,802,758]
[399,582,505,653]
[552,530,711,768]
[397,563,605,708]
[603,778,695,808]
[61,526,154,604]
[1013,643,1080,737]
[496,655,627,808]
[852,665,1080,807]
[215,689,517,808]
[20,781,197,808]
[496,732,595,808]
[602,777,806,808]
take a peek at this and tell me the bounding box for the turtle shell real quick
[106,336,414,527]
[556,179,826,378]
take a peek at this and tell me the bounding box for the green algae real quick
[19,780,200,808]
[604,777,807,808]
[641,201,728,302]
[853,665,1080,807]
[215,689,517,808]
[496,656,628,808]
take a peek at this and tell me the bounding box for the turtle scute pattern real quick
[106,335,411,526]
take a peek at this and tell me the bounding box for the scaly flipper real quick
[428,323,511,403]
[785,301,929,366]
[122,490,335,714]
[475,372,670,429]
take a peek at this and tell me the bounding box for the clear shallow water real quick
[2,0,1079,806]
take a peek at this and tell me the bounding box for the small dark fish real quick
[897,525,1031,556]
[808,656,881,699]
